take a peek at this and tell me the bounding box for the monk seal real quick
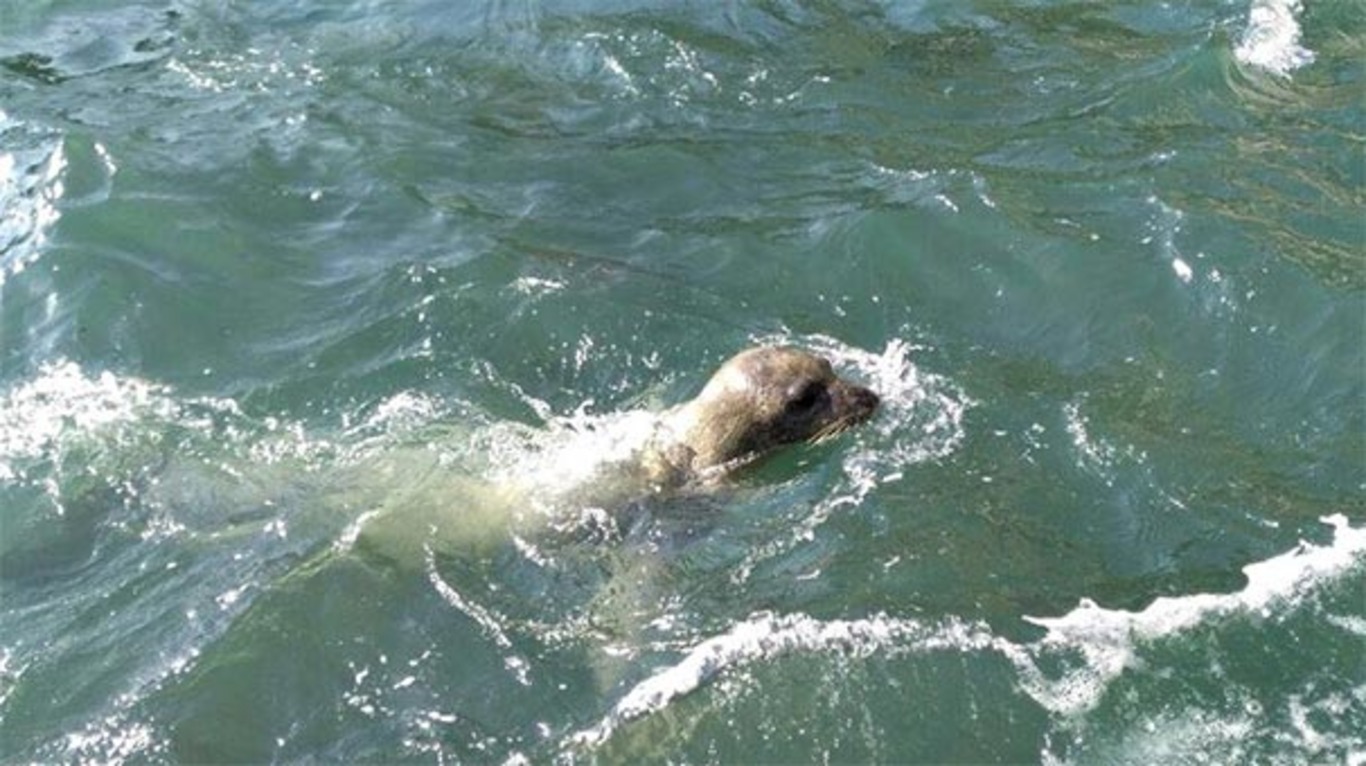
[640,346,880,488]
[344,345,879,558]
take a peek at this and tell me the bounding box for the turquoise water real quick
[2,1,1363,762]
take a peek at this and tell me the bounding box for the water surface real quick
[1,1,1363,763]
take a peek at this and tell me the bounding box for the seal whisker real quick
[809,418,855,445]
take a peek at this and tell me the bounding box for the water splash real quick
[1234,0,1316,77]
[488,407,660,505]
[0,360,177,486]
[730,334,973,582]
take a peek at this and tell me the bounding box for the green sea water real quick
[1,1,1363,763]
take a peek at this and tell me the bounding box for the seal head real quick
[654,346,880,481]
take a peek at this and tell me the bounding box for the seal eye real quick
[786,381,825,415]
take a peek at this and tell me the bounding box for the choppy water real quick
[2,1,1363,763]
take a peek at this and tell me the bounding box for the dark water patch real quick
[0,5,178,85]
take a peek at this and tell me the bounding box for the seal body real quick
[347,345,880,560]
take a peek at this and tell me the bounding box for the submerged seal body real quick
[645,346,880,486]
[346,345,879,559]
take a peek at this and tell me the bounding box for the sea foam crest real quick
[569,611,1003,748]
[570,515,1364,751]
[1019,514,1366,716]
[1234,0,1316,76]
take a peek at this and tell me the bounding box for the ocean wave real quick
[568,514,1364,755]
[569,610,1004,749]
[1019,513,1365,716]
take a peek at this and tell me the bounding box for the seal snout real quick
[843,383,880,419]
[819,379,878,441]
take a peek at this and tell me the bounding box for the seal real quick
[643,346,880,486]
[344,346,880,560]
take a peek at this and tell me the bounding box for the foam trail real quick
[0,359,332,488]
[1020,514,1366,716]
[424,547,532,686]
[570,612,1004,748]
[570,515,1364,751]
[1234,0,1315,76]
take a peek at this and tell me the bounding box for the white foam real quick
[0,645,22,711]
[425,546,532,686]
[1234,0,1316,76]
[1171,257,1194,283]
[0,361,177,483]
[339,390,448,457]
[1063,398,1121,481]
[0,358,331,518]
[502,408,660,492]
[569,515,1364,751]
[1078,705,1258,764]
[570,611,1003,748]
[508,275,566,297]
[62,715,164,765]
[1021,514,1366,715]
